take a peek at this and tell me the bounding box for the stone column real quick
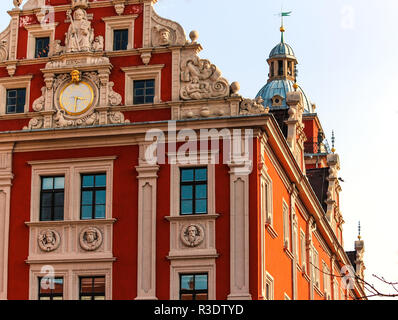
[135,144,159,300]
[227,161,252,300]
[0,143,14,300]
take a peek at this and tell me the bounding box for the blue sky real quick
[0,0,396,299]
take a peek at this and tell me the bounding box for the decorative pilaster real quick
[135,144,159,300]
[0,143,14,300]
[142,1,152,48]
[307,216,316,300]
[227,161,252,300]
[171,48,181,101]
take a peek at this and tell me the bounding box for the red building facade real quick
[0,0,365,300]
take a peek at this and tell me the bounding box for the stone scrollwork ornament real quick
[181,224,205,247]
[79,226,103,251]
[239,97,270,115]
[38,229,61,252]
[32,87,46,112]
[108,82,122,106]
[180,56,230,100]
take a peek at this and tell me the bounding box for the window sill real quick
[314,285,324,297]
[265,223,278,239]
[165,214,220,222]
[283,247,294,260]
[25,218,117,227]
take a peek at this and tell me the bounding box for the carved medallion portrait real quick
[181,224,205,247]
[79,226,103,251]
[38,229,61,252]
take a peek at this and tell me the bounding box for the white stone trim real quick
[0,75,32,115]
[121,64,164,105]
[170,258,216,300]
[135,148,159,300]
[227,162,251,300]
[0,143,13,300]
[102,15,138,51]
[29,156,116,222]
[29,262,112,300]
[265,272,274,300]
[24,23,58,59]
[282,199,290,249]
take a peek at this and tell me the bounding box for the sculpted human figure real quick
[66,8,94,52]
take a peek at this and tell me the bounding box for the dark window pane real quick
[41,193,53,207]
[113,29,128,51]
[40,207,52,221]
[134,96,145,104]
[54,192,64,207]
[8,90,16,98]
[95,190,106,205]
[181,200,193,215]
[181,169,194,182]
[181,186,193,200]
[95,205,106,219]
[81,206,93,220]
[95,175,106,187]
[82,175,94,188]
[195,200,207,214]
[145,96,154,104]
[53,207,64,221]
[82,191,93,205]
[134,80,145,89]
[195,185,207,199]
[195,168,207,181]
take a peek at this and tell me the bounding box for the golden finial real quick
[293,82,298,91]
[71,70,81,83]
[280,26,285,33]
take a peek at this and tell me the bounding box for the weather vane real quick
[275,8,292,43]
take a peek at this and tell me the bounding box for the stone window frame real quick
[300,228,306,271]
[0,75,32,115]
[29,157,116,222]
[121,64,164,106]
[102,15,138,52]
[282,199,290,249]
[168,150,217,217]
[170,259,216,300]
[24,23,58,60]
[29,264,112,300]
[260,171,273,226]
[265,272,274,300]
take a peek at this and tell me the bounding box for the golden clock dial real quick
[59,81,94,116]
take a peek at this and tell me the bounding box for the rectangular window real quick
[81,174,106,220]
[79,276,106,300]
[270,61,274,77]
[313,248,320,288]
[38,277,64,300]
[113,29,128,51]
[179,274,208,300]
[300,230,306,269]
[40,176,65,221]
[133,79,155,105]
[35,37,50,58]
[180,167,208,215]
[6,88,26,114]
[283,201,290,249]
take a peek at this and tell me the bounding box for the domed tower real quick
[256,25,314,113]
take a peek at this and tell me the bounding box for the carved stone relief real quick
[0,24,10,63]
[180,224,205,247]
[38,229,61,252]
[79,226,103,251]
[151,8,186,47]
[180,56,230,100]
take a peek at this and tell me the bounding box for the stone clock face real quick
[59,81,94,116]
